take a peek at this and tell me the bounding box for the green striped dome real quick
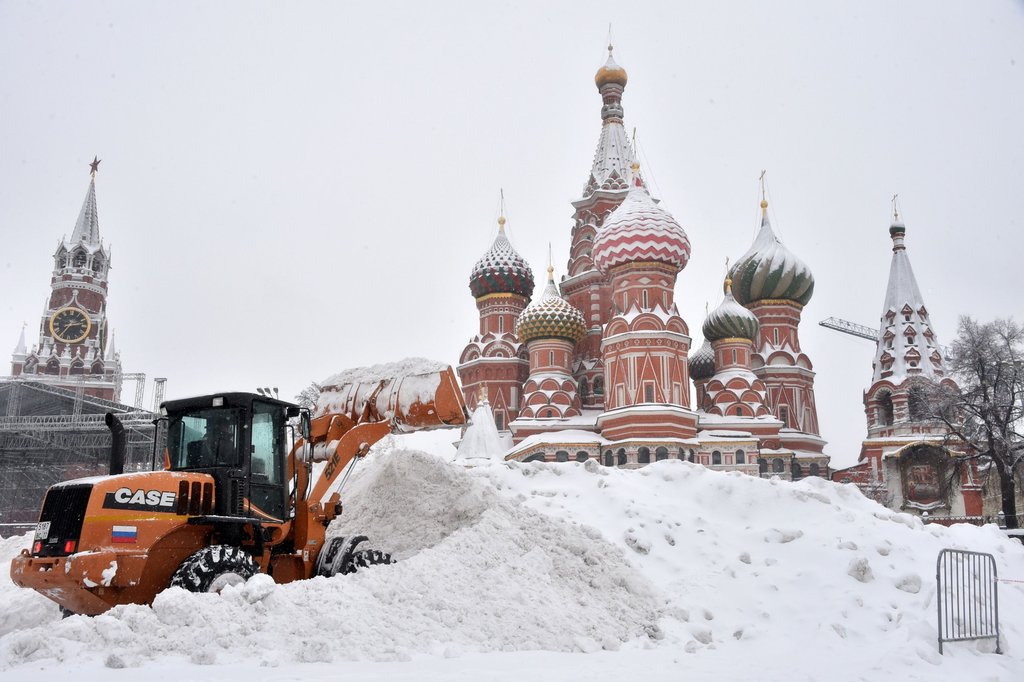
[703,282,760,343]
[730,208,814,306]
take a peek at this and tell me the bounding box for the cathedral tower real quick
[560,46,646,408]
[513,265,587,425]
[10,159,122,401]
[593,170,697,441]
[730,194,824,454]
[458,213,534,431]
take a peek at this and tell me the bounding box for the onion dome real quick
[703,276,760,343]
[730,199,814,306]
[592,173,691,274]
[516,266,587,344]
[469,216,535,299]
[595,44,628,88]
[688,338,716,381]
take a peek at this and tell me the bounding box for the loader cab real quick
[162,393,301,522]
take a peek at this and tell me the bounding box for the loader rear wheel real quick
[170,545,259,594]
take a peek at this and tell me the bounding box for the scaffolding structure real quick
[0,380,160,527]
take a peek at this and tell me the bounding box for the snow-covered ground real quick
[2,443,1023,680]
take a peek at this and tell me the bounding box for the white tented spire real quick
[13,323,27,355]
[105,331,117,361]
[70,173,101,247]
[456,399,506,460]
[871,218,945,384]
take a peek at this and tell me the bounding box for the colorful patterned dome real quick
[469,217,535,299]
[688,338,716,380]
[593,182,691,274]
[703,278,760,343]
[730,201,814,306]
[516,267,587,344]
[595,46,628,88]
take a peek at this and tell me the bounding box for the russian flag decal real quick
[111,525,138,543]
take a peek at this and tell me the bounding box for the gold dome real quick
[595,45,627,88]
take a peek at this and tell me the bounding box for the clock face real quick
[50,307,92,344]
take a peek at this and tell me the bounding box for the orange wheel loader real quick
[10,362,467,615]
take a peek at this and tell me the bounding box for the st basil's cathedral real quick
[458,47,828,480]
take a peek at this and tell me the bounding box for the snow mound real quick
[0,450,660,670]
[320,357,448,389]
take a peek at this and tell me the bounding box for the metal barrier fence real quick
[936,549,1001,654]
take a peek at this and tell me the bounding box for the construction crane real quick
[818,317,879,342]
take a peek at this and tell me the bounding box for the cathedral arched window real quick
[772,458,785,473]
[791,461,803,479]
[773,328,779,346]
[735,449,745,464]
[758,458,768,474]
[655,446,668,461]
[603,450,614,466]
[642,290,649,309]
[877,391,894,426]
[809,463,821,477]
[712,450,722,465]
[494,411,504,430]
[617,448,627,466]
[593,377,604,395]
[556,450,569,462]
[908,384,929,421]
[576,451,589,462]
[498,317,505,334]
[578,378,589,401]
[638,447,651,464]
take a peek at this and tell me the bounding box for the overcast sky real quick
[1,1,1022,466]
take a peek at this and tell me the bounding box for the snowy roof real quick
[870,220,946,385]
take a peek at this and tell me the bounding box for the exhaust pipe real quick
[105,412,126,476]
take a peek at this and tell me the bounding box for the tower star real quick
[89,156,101,176]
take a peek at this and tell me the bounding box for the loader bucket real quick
[316,358,468,432]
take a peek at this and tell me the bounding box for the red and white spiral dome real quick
[592,185,691,274]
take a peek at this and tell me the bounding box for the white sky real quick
[1,1,1021,467]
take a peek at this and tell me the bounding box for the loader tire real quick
[346,548,394,574]
[169,545,259,594]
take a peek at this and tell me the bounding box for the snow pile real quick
[0,450,660,670]
[2,451,1024,679]
[455,401,506,460]
[320,357,448,389]
[316,357,451,424]
[468,459,1024,678]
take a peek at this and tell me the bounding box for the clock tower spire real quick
[10,160,123,401]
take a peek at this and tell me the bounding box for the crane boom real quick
[818,317,879,342]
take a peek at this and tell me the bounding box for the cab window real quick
[167,408,243,469]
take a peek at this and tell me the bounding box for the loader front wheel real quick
[170,545,259,593]
[346,548,394,574]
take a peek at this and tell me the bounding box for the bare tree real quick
[929,317,1024,528]
[294,382,322,412]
